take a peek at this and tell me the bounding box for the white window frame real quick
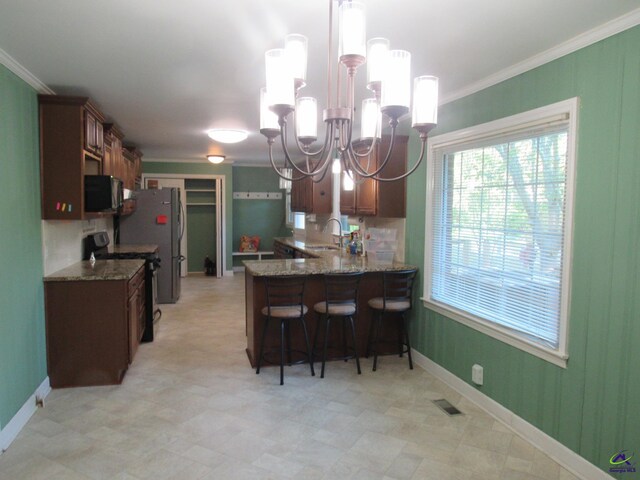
[423,98,579,368]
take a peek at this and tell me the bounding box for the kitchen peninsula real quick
[244,237,417,368]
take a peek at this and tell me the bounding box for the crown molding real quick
[143,158,235,165]
[442,8,640,105]
[0,47,54,94]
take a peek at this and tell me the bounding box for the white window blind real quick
[425,99,577,365]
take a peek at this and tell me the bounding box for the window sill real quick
[421,298,568,368]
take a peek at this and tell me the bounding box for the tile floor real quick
[0,275,580,480]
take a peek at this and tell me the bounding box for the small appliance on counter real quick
[84,231,161,342]
[119,188,184,304]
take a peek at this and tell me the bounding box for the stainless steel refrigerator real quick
[119,188,184,303]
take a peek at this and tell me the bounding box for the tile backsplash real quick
[42,218,113,275]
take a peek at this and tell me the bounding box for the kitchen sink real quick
[306,245,339,251]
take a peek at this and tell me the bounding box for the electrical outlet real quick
[35,395,45,408]
[472,364,483,385]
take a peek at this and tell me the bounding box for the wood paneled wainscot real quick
[44,260,145,388]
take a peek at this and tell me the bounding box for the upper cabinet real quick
[340,135,409,218]
[290,165,332,214]
[39,95,106,220]
[39,95,143,220]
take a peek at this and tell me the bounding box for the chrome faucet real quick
[325,217,344,249]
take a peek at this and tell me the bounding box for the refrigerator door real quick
[120,188,180,304]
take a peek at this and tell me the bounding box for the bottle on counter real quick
[349,232,358,255]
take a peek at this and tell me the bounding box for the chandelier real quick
[260,0,439,184]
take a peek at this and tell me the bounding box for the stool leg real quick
[343,317,349,361]
[403,314,413,370]
[256,316,269,375]
[398,315,404,358]
[321,315,331,378]
[372,312,382,372]
[366,312,375,358]
[285,321,293,366]
[300,316,315,377]
[312,313,321,364]
[280,319,285,385]
[348,316,361,375]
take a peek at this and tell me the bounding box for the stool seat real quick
[313,302,356,316]
[367,298,411,312]
[261,305,308,318]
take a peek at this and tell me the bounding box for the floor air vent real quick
[433,399,463,416]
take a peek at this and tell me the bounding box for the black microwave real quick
[84,175,123,212]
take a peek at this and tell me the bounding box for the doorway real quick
[143,174,224,278]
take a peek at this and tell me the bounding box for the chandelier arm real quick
[268,142,297,182]
[281,119,332,177]
[372,136,428,182]
[310,150,332,183]
[293,119,333,158]
[344,144,374,177]
[349,124,401,178]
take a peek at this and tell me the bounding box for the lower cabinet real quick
[44,265,145,388]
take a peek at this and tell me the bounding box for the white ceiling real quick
[1,0,638,165]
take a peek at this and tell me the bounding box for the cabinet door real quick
[103,143,113,176]
[353,142,377,216]
[310,169,332,214]
[85,111,96,152]
[128,292,138,364]
[375,136,408,218]
[290,175,307,212]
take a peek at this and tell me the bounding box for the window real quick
[285,191,305,230]
[424,98,578,366]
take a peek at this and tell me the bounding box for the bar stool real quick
[312,272,363,378]
[256,275,315,385]
[367,269,418,371]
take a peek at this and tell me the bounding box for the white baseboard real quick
[0,377,51,453]
[411,349,613,480]
[224,269,235,277]
[233,266,245,272]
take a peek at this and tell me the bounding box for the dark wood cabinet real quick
[290,166,332,214]
[44,263,145,388]
[340,135,408,218]
[84,110,104,157]
[39,95,108,220]
[103,123,124,180]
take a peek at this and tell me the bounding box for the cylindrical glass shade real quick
[260,87,279,131]
[381,50,411,109]
[339,2,366,58]
[265,48,294,107]
[285,34,307,83]
[412,76,439,126]
[332,158,341,174]
[361,98,381,139]
[343,171,355,191]
[367,38,389,85]
[296,97,318,139]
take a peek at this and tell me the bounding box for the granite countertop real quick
[108,244,159,254]
[44,259,145,282]
[245,237,417,276]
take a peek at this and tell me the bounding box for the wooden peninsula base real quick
[244,240,418,369]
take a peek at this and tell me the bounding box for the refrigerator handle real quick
[179,199,186,241]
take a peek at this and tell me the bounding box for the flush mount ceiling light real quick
[206,155,225,164]
[207,129,248,144]
[260,0,439,184]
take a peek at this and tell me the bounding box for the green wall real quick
[406,26,640,473]
[232,167,289,267]
[0,66,47,428]
[142,162,233,272]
